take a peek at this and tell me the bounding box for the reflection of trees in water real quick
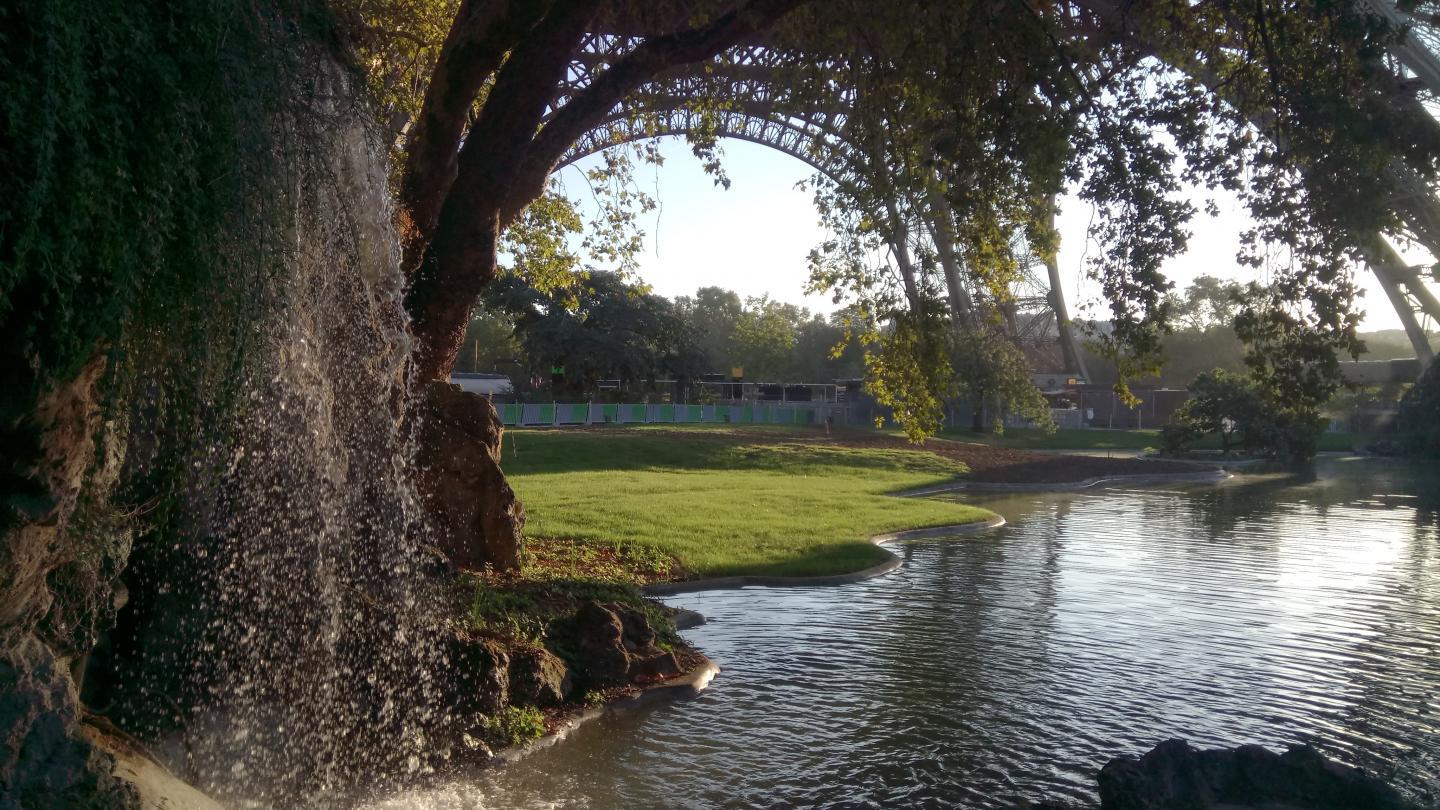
[1313,463,1440,801]
[1184,468,1318,540]
[856,498,1074,800]
[1171,459,1440,802]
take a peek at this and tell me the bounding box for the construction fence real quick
[498,402,849,428]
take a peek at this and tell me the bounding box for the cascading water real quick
[119,56,460,807]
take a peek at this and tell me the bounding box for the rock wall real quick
[1,355,137,809]
[1,2,445,806]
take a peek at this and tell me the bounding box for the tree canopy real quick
[336,0,1440,441]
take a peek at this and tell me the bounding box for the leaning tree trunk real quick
[407,199,526,572]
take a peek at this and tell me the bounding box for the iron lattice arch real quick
[552,2,1440,376]
[553,36,1093,374]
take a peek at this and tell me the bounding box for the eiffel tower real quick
[553,1,1440,379]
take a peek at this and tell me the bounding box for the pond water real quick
[370,457,1440,808]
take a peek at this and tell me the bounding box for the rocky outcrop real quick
[571,601,679,686]
[447,634,512,715]
[509,646,572,706]
[1098,739,1416,810]
[1,355,139,809]
[1,639,138,809]
[446,634,573,714]
[413,381,524,571]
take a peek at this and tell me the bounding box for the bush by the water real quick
[481,705,547,748]
[1162,369,1326,461]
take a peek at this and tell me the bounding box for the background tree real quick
[674,286,744,371]
[454,309,520,373]
[1398,361,1440,457]
[483,271,703,395]
[731,295,802,380]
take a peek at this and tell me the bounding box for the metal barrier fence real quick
[498,402,848,427]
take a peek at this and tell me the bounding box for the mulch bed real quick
[565,424,1213,485]
[827,431,1212,484]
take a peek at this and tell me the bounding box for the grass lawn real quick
[936,426,1358,453]
[501,427,997,579]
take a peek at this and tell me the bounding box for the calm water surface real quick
[371,458,1440,808]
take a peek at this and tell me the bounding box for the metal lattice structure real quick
[549,3,1440,379]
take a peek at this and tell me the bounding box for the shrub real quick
[1163,368,1325,461]
[482,706,547,748]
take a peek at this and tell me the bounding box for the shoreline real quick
[488,463,1234,769]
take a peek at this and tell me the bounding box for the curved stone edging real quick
[895,468,1231,496]
[642,515,1008,596]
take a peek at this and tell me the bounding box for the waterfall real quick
[131,57,456,807]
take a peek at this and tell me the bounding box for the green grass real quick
[501,427,996,579]
[936,426,1358,453]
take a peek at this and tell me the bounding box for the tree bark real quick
[408,0,601,380]
[397,0,810,574]
[405,0,810,382]
[399,0,548,272]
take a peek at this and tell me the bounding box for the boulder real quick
[1,354,139,809]
[509,646,572,706]
[445,634,510,715]
[572,601,631,685]
[570,601,679,687]
[1097,738,1416,810]
[412,381,523,571]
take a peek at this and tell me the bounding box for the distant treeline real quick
[459,271,1434,397]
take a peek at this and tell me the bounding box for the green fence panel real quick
[687,405,703,422]
[562,404,587,423]
[600,404,619,423]
[502,404,520,425]
[626,404,647,423]
[658,405,675,422]
[740,406,754,423]
[537,404,555,424]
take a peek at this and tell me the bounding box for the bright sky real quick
[560,137,1414,332]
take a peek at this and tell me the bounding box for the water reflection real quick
[366,457,1440,809]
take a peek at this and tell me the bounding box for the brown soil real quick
[827,431,1211,484]
[562,424,1213,485]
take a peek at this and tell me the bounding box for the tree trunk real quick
[399,0,811,573]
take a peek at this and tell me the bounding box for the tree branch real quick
[399,0,551,270]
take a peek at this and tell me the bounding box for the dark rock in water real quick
[446,634,511,715]
[571,601,679,686]
[413,381,524,571]
[509,646,572,706]
[1098,738,1416,810]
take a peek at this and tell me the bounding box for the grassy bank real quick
[502,427,996,579]
[937,426,1359,453]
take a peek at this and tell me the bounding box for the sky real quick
[558,137,1422,333]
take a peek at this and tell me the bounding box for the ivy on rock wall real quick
[0,0,337,533]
